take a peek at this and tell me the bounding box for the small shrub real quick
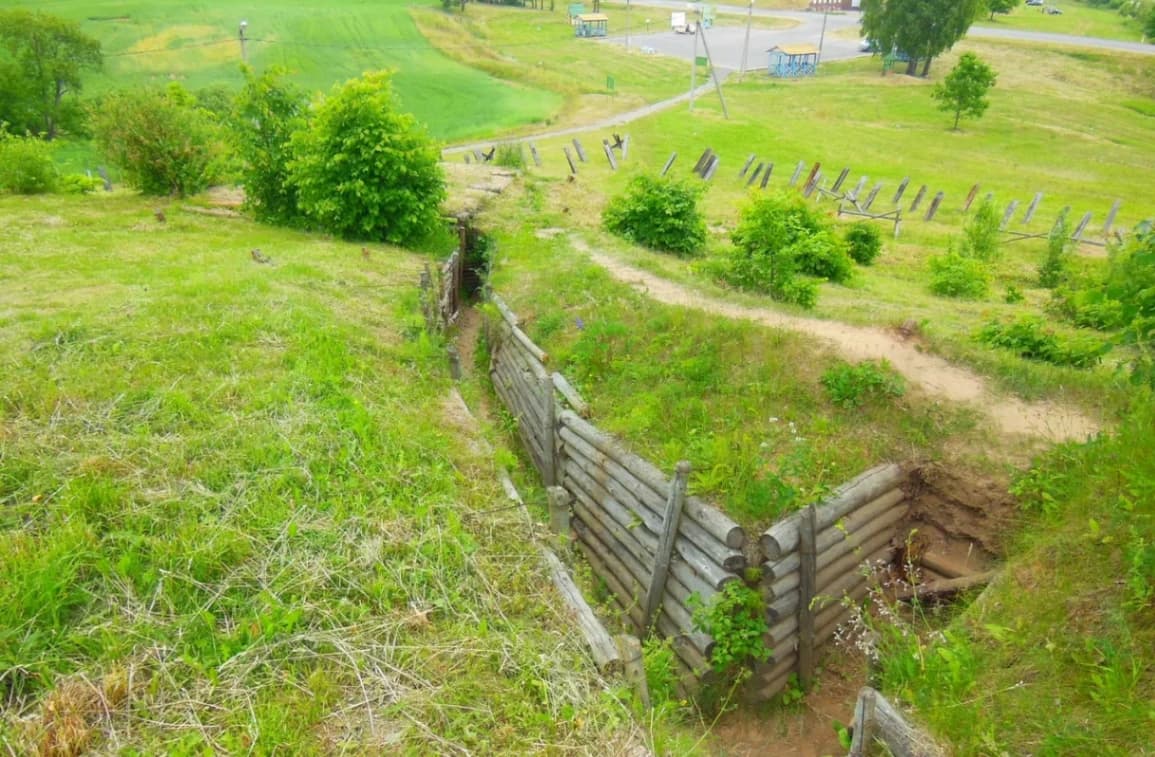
[0,131,57,194]
[289,71,445,244]
[493,143,525,169]
[821,359,906,408]
[844,221,883,265]
[928,252,989,299]
[93,84,222,196]
[689,582,770,676]
[791,230,854,284]
[1039,215,1074,289]
[58,173,103,194]
[959,197,1002,261]
[977,316,1110,368]
[603,174,706,256]
[1004,284,1024,304]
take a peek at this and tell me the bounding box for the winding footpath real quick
[570,240,1100,443]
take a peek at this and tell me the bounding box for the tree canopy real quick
[932,52,998,130]
[985,0,1022,20]
[860,0,982,76]
[0,10,102,139]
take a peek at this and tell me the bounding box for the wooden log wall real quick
[755,464,910,699]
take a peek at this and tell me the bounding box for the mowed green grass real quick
[5,0,562,140]
[975,0,1147,42]
[0,194,632,753]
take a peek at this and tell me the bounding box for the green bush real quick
[58,173,103,194]
[689,582,770,676]
[844,221,883,265]
[792,230,854,283]
[0,130,57,194]
[230,67,309,225]
[1039,215,1074,289]
[493,143,525,170]
[959,197,1002,261]
[289,70,445,244]
[821,359,906,408]
[92,84,223,197]
[603,174,706,256]
[977,316,1110,368]
[928,252,989,299]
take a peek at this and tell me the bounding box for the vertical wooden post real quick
[962,183,980,213]
[1023,192,1044,224]
[760,163,773,189]
[616,635,651,711]
[572,138,588,162]
[746,163,764,187]
[848,176,868,204]
[540,373,558,487]
[703,156,720,181]
[642,461,691,631]
[909,185,927,212]
[1000,200,1019,230]
[797,503,817,691]
[739,154,757,178]
[693,148,713,175]
[661,152,678,176]
[789,160,805,186]
[621,135,630,160]
[893,209,902,239]
[1073,211,1093,241]
[529,142,542,167]
[891,177,910,205]
[863,183,883,211]
[924,191,945,221]
[804,161,821,190]
[1103,199,1122,235]
[831,167,851,194]
[547,486,572,538]
[563,147,578,175]
[602,141,618,171]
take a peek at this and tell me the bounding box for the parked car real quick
[1025,0,1043,6]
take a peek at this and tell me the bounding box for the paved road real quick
[444,5,1152,153]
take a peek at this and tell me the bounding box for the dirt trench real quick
[572,238,1100,444]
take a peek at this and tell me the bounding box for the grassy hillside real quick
[8,0,563,141]
[0,194,636,753]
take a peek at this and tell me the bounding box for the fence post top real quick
[676,460,692,475]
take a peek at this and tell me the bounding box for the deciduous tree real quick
[860,0,982,77]
[0,10,101,139]
[985,0,1022,20]
[932,52,998,130]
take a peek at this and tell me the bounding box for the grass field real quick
[7,0,564,141]
[0,195,650,753]
[975,0,1147,41]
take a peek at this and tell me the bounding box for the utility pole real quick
[239,20,248,64]
[688,4,699,111]
[739,0,753,78]
[817,10,828,68]
[697,20,729,119]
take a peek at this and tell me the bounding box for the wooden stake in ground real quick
[740,154,756,178]
[563,147,578,175]
[789,160,805,187]
[924,191,945,221]
[892,177,910,205]
[1103,199,1122,236]
[1023,192,1044,224]
[529,142,542,167]
[963,183,980,213]
[661,152,678,176]
[760,163,773,189]
[909,185,928,212]
[572,138,587,162]
[602,140,618,171]
[642,462,691,631]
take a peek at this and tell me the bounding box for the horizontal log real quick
[656,614,711,676]
[572,518,644,628]
[767,567,876,647]
[495,324,548,381]
[895,571,996,603]
[559,427,745,572]
[765,505,903,600]
[919,551,967,579]
[552,372,589,416]
[762,488,906,584]
[490,292,520,328]
[561,456,740,589]
[492,361,544,428]
[540,547,622,675]
[761,464,905,560]
[752,652,798,700]
[560,410,745,549]
[768,551,869,623]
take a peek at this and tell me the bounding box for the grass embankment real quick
[470,40,1154,415]
[0,195,637,753]
[7,0,563,142]
[975,0,1147,42]
[411,3,690,136]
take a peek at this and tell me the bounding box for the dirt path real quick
[573,239,1100,443]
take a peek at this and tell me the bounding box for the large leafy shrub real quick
[1038,215,1073,289]
[289,71,445,244]
[230,67,308,225]
[844,221,883,265]
[92,84,222,196]
[603,174,706,256]
[959,196,1002,261]
[0,128,57,193]
[977,316,1110,368]
[928,252,989,299]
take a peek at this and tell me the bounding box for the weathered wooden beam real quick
[909,185,927,212]
[552,372,588,416]
[895,571,996,602]
[661,152,678,177]
[541,546,623,675]
[797,504,817,690]
[644,462,691,630]
[891,177,910,205]
[1022,191,1044,224]
[572,138,587,162]
[739,154,757,178]
[850,687,947,757]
